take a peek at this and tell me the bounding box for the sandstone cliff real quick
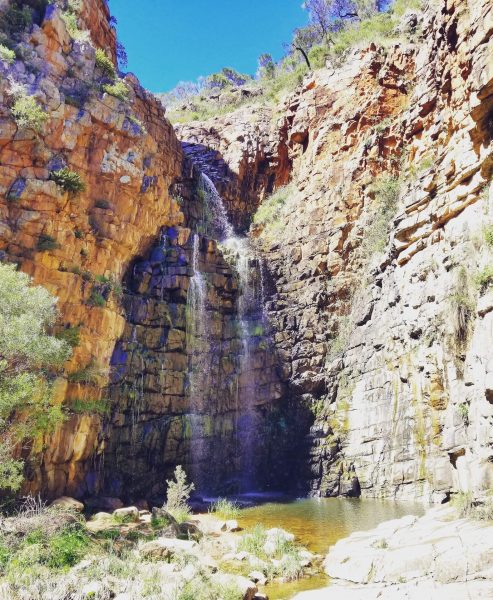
[176,0,493,502]
[0,1,183,496]
[1,0,492,506]
[0,0,286,500]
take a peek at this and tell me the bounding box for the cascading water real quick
[186,233,210,488]
[198,173,234,241]
[222,236,267,491]
[195,171,267,491]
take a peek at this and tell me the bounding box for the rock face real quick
[2,0,493,505]
[101,219,285,500]
[294,507,493,599]
[174,0,493,501]
[0,2,184,496]
[0,0,286,501]
[177,106,289,232]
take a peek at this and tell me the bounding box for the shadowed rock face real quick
[99,220,288,503]
[173,0,493,502]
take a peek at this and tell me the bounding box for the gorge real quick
[0,0,493,597]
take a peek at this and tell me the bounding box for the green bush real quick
[0,263,70,491]
[483,225,493,247]
[151,515,171,530]
[11,94,48,133]
[46,526,89,569]
[209,498,241,520]
[237,524,267,556]
[50,168,86,193]
[61,9,90,42]
[330,13,395,57]
[450,490,493,521]
[102,79,130,102]
[237,524,304,581]
[67,360,101,384]
[253,185,294,242]
[450,267,476,356]
[0,44,15,64]
[0,5,33,37]
[178,575,242,600]
[36,233,59,251]
[392,0,423,17]
[66,397,110,415]
[308,44,328,69]
[164,465,194,523]
[95,48,116,79]
[457,402,469,425]
[55,325,81,348]
[87,288,107,307]
[361,175,401,257]
[474,266,493,293]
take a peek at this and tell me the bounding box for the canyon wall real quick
[2,0,492,504]
[0,0,285,500]
[177,0,493,502]
[0,2,183,496]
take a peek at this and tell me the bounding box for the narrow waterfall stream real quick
[221,236,267,491]
[186,232,210,487]
[188,172,268,492]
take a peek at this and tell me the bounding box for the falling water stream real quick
[186,232,211,488]
[188,172,265,492]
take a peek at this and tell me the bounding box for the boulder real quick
[86,512,117,534]
[113,506,140,522]
[139,537,198,560]
[49,496,84,512]
[221,519,241,532]
[248,570,267,585]
[178,520,203,540]
[266,528,295,543]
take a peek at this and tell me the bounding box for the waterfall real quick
[221,236,266,491]
[187,173,264,491]
[198,173,234,240]
[186,233,210,488]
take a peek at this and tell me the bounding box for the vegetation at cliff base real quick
[209,498,241,520]
[164,465,195,523]
[0,263,70,493]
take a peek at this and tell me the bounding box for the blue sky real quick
[109,0,308,93]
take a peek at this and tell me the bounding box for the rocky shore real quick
[294,506,493,600]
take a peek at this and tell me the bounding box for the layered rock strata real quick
[101,223,285,502]
[0,3,182,496]
[174,0,493,501]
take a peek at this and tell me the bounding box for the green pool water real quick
[238,497,424,599]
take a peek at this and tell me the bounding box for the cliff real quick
[0,1,183,496]
[176,0,493,502]
[1,0,492,506]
